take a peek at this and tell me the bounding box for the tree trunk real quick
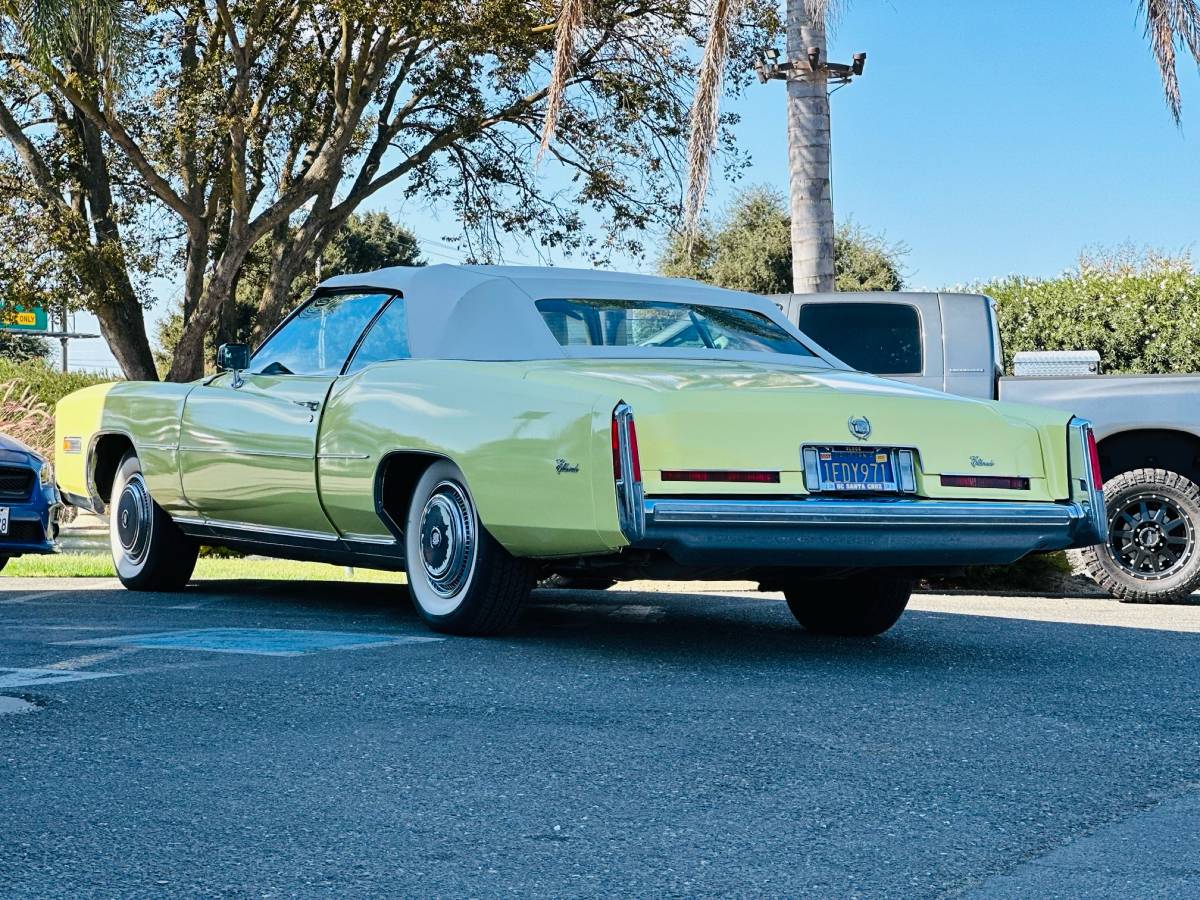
[92,297,158,381]
[71,107,160,380]
[251,198,341,345]
[785,2,835,293]
[167,256,241,382]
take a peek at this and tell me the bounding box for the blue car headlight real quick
[39,461,53,487]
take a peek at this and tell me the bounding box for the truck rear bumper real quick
[633,496,1105,567]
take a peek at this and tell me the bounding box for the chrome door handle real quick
[293,400,321,411]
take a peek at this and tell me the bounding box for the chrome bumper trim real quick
[636,496,1105,568]
[645,498,1081,527]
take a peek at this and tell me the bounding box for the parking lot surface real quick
[2,576,1200,898]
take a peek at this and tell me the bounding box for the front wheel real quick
[782,575,912,636]
[109,453,198,591]
[404,460,534,635]
[1083,468,1200,603]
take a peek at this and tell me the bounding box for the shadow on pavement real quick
[171,579,1147,677]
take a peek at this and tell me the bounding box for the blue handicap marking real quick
[75,628,442,657]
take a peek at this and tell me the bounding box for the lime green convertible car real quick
[55,265,1106,636]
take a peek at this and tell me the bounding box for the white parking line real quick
[43,648,142,671]
[0,590,65,605]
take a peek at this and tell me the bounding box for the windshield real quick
[535,298,815,357]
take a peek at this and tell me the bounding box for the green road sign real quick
[0,302,49,331]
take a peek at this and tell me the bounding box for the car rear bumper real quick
[632,496,1105,567]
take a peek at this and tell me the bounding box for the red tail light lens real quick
[611,416,621,481]
[662,470,780,483]
[627,419,642,482]
[1086,427,1103,488]
[611,405,642,483]
[940,475,1031,490]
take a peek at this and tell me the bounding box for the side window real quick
[796,302,922,375]
[250,292,389,376]
[346,298,410,373]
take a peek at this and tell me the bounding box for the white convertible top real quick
[317,264,839,368]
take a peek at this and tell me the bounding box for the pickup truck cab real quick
[777,291,1200,602]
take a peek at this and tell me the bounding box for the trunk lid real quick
[524,360,1068,502]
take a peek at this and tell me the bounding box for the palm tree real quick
[542,0,1200,293]
[781,0,834,292]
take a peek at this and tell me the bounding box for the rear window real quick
[536,298,815,357]
[796,302,922,375]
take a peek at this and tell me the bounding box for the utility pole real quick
[59,305,70,373]
[753,20,866,293]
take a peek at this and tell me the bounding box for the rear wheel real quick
[404,460,534,635]
[109,453,198,591]
[783,575,912,636]
[1083,468,1200,603]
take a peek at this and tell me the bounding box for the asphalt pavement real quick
[2,576,1200,898]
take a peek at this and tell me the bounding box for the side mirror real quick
[217,343,249,387]
[217,343,249,371]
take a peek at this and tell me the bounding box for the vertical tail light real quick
[627,419,642,482]
[1086,425,1103,489]
[611,416,622,481]
[612,402,645,540]
[1069,416,1108,544]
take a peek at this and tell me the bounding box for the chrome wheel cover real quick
[418,480,476,600]
[113,472,153,568]
[1107,491,1195,581]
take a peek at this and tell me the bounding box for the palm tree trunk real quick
[786,2,834,293]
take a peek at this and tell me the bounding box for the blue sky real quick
[68,0,1199,370]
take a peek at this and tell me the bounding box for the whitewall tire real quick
[109,453,198,591]
[404,460,534,635]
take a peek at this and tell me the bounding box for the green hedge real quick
[0,359,116,407]
[983,255,1200,375]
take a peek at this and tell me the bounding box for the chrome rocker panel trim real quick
[634,497,1106,567]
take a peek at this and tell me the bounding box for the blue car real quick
[0,432,62,570]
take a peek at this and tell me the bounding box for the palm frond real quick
[7,0,130,94]
[537,0,587,163]
[1140,0,1200,122]
[682,0,741,240]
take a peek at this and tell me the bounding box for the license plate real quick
[0,507,8,535]
[806,447,899,493]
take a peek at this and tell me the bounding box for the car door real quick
[178,291,392,536]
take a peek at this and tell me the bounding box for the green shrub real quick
[0,359,116,407]
[982,251,1200,375]
[0,361,116,458]
[660,187,906,293]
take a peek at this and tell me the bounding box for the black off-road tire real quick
[538,573,618,591]
[109,453,198,591]
[404,460,535,635]
[1083,468,1200,603]
[783,575,913,636]
[0,556,8,572]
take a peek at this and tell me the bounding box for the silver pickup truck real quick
[774,291,1200,602]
